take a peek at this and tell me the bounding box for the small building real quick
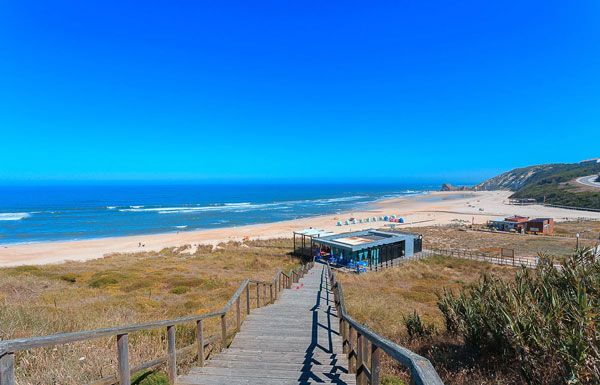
[526,218,555,235]
[488,216,555,235]
[309,229,422,267]
[489,216,529,232]
[508,198,537,205]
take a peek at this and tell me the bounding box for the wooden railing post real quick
[371,344,380,385]
[356,332,367,385]
[196,320,204,367]
[0,353,15,385]
[269,283,273,304]
[246,284,251,315]
[221,314,227,349]
[167,325,176,383]
[256,283,261,308]
[342,318,349,354]
[279,274,282,292]
[236,297,241,330]
[116,334,130,385]
[348,326,356,373]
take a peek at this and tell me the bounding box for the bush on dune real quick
[437,248,600,384]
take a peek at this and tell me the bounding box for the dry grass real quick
[411,223,597,259]
[338,256,518,384]
[0,238,298,385]
[554,219,600,239]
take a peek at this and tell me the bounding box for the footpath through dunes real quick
[178,264,355,385]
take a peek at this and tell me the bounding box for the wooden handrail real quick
[0,261,313,385]
[327,263,444,385]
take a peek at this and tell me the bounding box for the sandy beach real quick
[1,190,599,267]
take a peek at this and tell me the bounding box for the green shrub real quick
[9,265,43,276]
[437,248,600,384]
[381,375,407,385]
[59,273,77,283]
[88,271,127,288]
[170,286,189,295]
[403,310,435,340]
[132,370,169,385]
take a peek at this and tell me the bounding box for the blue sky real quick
[1,1,599,184]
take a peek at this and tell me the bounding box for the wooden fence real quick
[0,261,314,385]
[327,263,444,385]
[542,203,600,213]
[423,248,537,268]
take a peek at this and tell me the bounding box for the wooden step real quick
[177,264,356,385]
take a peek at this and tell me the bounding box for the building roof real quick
[505,215,529,222]
[313,229,420,252]
[293,228,336,237]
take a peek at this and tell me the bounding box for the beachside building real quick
[309,229,422,267]
[526,218,555,235]
[488,216,555,235]
[489,216,530,232]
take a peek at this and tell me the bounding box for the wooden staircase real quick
[177,264,355,385]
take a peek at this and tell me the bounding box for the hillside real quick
[476,159,600,209]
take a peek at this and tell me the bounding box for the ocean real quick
[0,183,436,244]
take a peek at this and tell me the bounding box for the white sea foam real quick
[174,225,188,229]
[117,195,383,216]
[0,212,30,221]
[121,202,284,214]
[106,206,117,210]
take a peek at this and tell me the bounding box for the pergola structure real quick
[292,228,336,258]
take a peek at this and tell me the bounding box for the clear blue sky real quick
[1,1,599,184]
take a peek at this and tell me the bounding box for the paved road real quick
[576,175,600,189]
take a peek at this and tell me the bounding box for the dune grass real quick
[412,224,597,259]
[338,255,517,384]
[0,238,298,385]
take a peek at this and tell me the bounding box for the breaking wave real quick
[0,212,30,221]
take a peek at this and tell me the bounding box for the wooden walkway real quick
[177,264,355,385]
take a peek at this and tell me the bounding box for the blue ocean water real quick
[0,183,435,244]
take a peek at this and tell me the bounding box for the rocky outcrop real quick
[440,183,473,192]
[475,166,547,191]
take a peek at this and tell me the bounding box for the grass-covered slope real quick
[340,249,600,385]
[478,159,600,209]
[0,239,298,385]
